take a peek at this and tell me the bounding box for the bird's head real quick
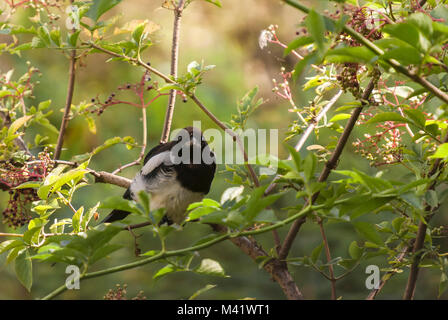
[171,127,214,165]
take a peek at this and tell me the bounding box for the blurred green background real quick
[0,0,447,300]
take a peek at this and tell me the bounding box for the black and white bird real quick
[102,127,216,225]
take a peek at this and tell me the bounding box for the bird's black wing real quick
[101,142,173,223]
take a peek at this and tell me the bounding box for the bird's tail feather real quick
[101,209,131,223]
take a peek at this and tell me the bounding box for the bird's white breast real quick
[129,173,204,224]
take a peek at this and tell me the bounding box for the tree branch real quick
[54,0,76,160]
[160,0,186,143]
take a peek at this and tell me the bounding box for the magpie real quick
[102,127,216,225]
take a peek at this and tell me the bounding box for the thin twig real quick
[112,107,147,175]
[160,0,186,143]
[54,0,76,160]
[318,218,336,299]
[0,233,24,238]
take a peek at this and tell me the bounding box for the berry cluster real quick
[336,63,361,98]
[1,151,52,228]
[330,5,383,97]
[104,284,146,300]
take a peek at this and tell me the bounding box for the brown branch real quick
[318,219,336,299]
[26,159,131,188]
[278,77,377,260]
[211,224,303,299]
[403,142,448,299]
[54,0,76,160]
[0,233,24,238]
[160,0,186,144]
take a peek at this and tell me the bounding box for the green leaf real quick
[14,181,41,189]
[348,241,363,260]
[365,112,410,125]
[194,259,228,277]
[382,47,422,65]
[311,243,324,263]
[132,22,146,44]
[293,52,316,80]
[187,206,218,221]
[285,144,301,172]
[383,22,429,52]
[72,206,84,233]
[86,0,122,22]
[0,240,15,254]
[409,12,433,37]
[326,46,376,64]
[8,115,33,137]
[353,222,383,246]
[241,186,284,222]
[204,0,222,7]
[430,143,448,159]
[403,108,426,128]
[89,244,122,265]
[153,264,178,280]
[425,190,438,208]
[329,113,351,122]
[15,249,32,292]
[284,36,313,56]
[303,152,316,183]
[0,239,24,254]
[306,10,325,52]
[99,196,142,216]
